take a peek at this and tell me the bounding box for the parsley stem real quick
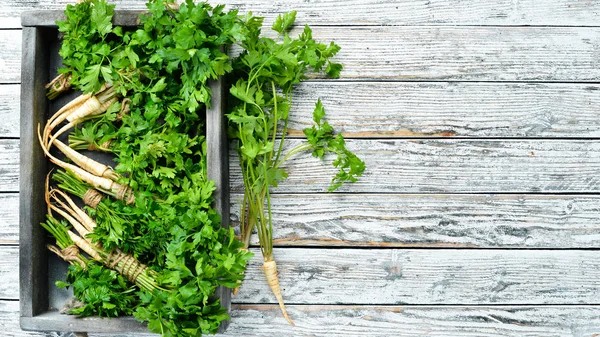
[275,143,313,169]
[246,55,275,92]
[273,93,291,165]
[269,81,278,163]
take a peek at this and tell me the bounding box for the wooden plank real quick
[0,246,20,300]
[4,26,600,83]
[2,0,600,28]
[8,192,600,248]
[7,192,600,248]
[7,246,600,304]
[235,248,600,305]
[289,82,600,138]
[6,139,600,194]
[4,302,600,336]
[0,31,22,84]
[220,0,600,27]
[0,85,20,138]
[19,26,52,319]
[231,194,600,248]
[230,139,600,194]
[225,305,600,337]
[21,10,144,27]
[6,82,600,138]
[233,26,600,82]
[6,138,600,194]
[0,139,19,192]
[206,77,232,334]
[304,26,600,81]
[0,194,18,245]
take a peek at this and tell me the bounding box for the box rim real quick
[21,10,145,27]
[20,10,231,335]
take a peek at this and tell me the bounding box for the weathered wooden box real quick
[19,10,231,335]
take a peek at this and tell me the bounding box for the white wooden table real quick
[2,0,600,336]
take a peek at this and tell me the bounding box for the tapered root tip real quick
[263,259,295,326]
[283,312,295,326]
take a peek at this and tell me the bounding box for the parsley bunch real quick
[226,11,365,323]
[48,1,253,336]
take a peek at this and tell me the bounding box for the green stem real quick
[255,188,270,259]
[269,81,279,162]
[246,56,275,92]
[275,143,313,169]
[265,184,273,258]
[274,94,292,165]
[240,167,255,248]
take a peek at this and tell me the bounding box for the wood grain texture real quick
[5,1,600,336]
[0,246,21,300]
[225,305,600,337]
[231,193,600,248]
[0,31,22,84]
[0,139,19,192]
[6,139,600,194]
[5,247,600,304]
[218,0,600,27]
[3,303,600,336]
[0,301,47,337]
[7,82,600,138]
[4,26,600,83]
[2,0,600,28]
[304,26,600,81]
[0,85,20,138]
[0,194,18,245]
[289,82,600,138]
[229,139,600,194]
[235,248,600,305]
[5,192,600,248]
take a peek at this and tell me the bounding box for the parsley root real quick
[49,188,97,233]
[43,83,112,144]
[45,85,117,146]
[38,125,135,204]
[263,259,294,325]
[47,95,118,149]
[53,138,118,180]
[44,92,91,142]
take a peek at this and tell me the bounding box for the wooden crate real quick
[19,10,231,335]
